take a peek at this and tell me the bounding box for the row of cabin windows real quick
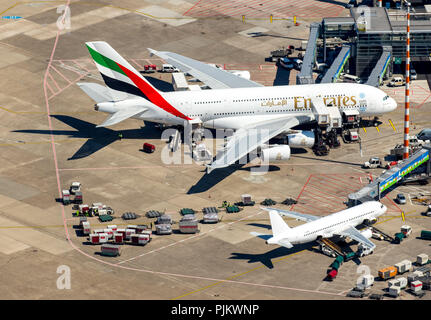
[304,211,372,236]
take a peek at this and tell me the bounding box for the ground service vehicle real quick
[363,157,384,169]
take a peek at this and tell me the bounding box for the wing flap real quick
[339,227,376,250]
[96,106,147,128]
[206,115,314,173]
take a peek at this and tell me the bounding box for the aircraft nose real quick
[387,97,397,112]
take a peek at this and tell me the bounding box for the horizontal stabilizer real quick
[278,239,293,249]
[77,82,127,103]
[97,106,147,128]
[250,232,272,241]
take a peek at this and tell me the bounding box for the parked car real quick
[279,57,294,69]
[396,193,406,205]
[160,64,180,73]
[363,157,384,169]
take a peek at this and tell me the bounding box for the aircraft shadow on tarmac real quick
[186,164,281,194]
[12,115,161,160]
[229,242,315,269]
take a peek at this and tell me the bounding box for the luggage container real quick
[241,194,253,205]
[411,280,423,292]
[62,190,71,205]
[79,217,88,227]
[93,229,104,234]
[358,274,374,289]
[117,228,126,236]
[395,260,412,274]
[226,205,240,213]
[388,286,400,297]
[393,232,405,244]
[396,277,408,289]
[73,191,83,204]
[143,143,155,153]
[378,266,397,280]
[157,214,172,225]
[131,234,150,245]
[114,233,124,244]
[82,222,91,235]
[90,233,100,244]
[98,233,109,243]
[179,215,199,234]
[103,229,113,239]
[180,208,195,216]
[127,225,138,230]
[327,269,338,280]
[420,230,431,240]
[99,214,113,222]
[330,261,340,270]
[401,225,412,237]
[388,279,399,288]
[156,224,172,235]
[417,253,429,265]
[408,271,424,283]
[136,225,149,234]
[125,228,136,240]
[69,182,81,194]
[107,225,117,232]
[79,204,90,216]
[101,244,121,257]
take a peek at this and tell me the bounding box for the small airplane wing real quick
[148,48,263,89]
[96,105,147,128]
[338,226,376,250]
[206,115,314,173]
[262,207,320,223]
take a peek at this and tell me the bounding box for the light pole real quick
[403,1,411,160]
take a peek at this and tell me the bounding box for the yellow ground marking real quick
[388,119,396,132]
[171,250,305,300]
[375,126,380,133]
[362,127,367,133]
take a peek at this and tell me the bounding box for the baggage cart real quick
[378,266,397,280]
[69,182,81,195]
[125,228,136,240]
[90,233,100,244]
[156,224,172,235]
[411,280,423,292]
[417,253,429,265]
[388,286,400,297]
[103,229,114,239]
[101,244,121,257]
[62,190,71,205]
[113,233,124,244]
[156,214,172,225]
[131,234,150,245]
[107,225,117,231]
[82,222,90,235]
[73,191,83,204]
[179,215,199,234]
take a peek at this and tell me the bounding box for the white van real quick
[342,74,361,84]
[160,64,180,73]
[389,76,405,87]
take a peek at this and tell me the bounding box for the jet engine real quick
[286,130,315,148]
[363,218,377,225]
[260,145,291,162]
[360,228,373,239]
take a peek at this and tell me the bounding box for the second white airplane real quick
[78,42,397,172]
[252,201,387,252]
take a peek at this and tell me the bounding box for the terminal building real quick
[298,5,431,86]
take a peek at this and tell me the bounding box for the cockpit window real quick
[383,95,390,101]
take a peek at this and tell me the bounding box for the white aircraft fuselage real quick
[267,201,387,246]
[95,83,397,130]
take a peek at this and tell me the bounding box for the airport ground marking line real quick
[32,0,366,299]
[388,119,396,132]
[117,210,265,265]
[171,249,307,300]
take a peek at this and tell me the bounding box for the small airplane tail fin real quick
[269,210,291,237]
[85,41,160,100]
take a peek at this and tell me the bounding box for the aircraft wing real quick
[262,207,320,222]
[338,226,376,250]
[206,115,314,173]
[96,106,147,128]
[148,48,263,89]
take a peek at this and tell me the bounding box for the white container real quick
[359,274,374,288]
[125,228,136,240]
[138,234,150,245]
[388,279,399,288]
[127,225,138,230]
[408,271,424,283]
[107,225,117,231]
[388,286,400,297]
[117,228,126,233]
[411,280,423,292]
[93,229,104,234]
[401,259,412,271]
[417,254,429,265]
[396,277,408,289]
[98,233,109,243]
[103,229,113,239]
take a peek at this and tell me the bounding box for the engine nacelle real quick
[286,130,315,148]
[260,145,291,162]
[360,228,373,239]
[363,218,377,225]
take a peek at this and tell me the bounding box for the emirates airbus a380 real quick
[78,41,397,172]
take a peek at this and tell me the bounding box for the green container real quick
[180,208,195,216]
[226,205,239,213]
[344,252,356,261]
[421,230,431,240]
[99,214,113,222]
[330,261,340,270]
[335,255,344,264]
[394,232,405,243]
